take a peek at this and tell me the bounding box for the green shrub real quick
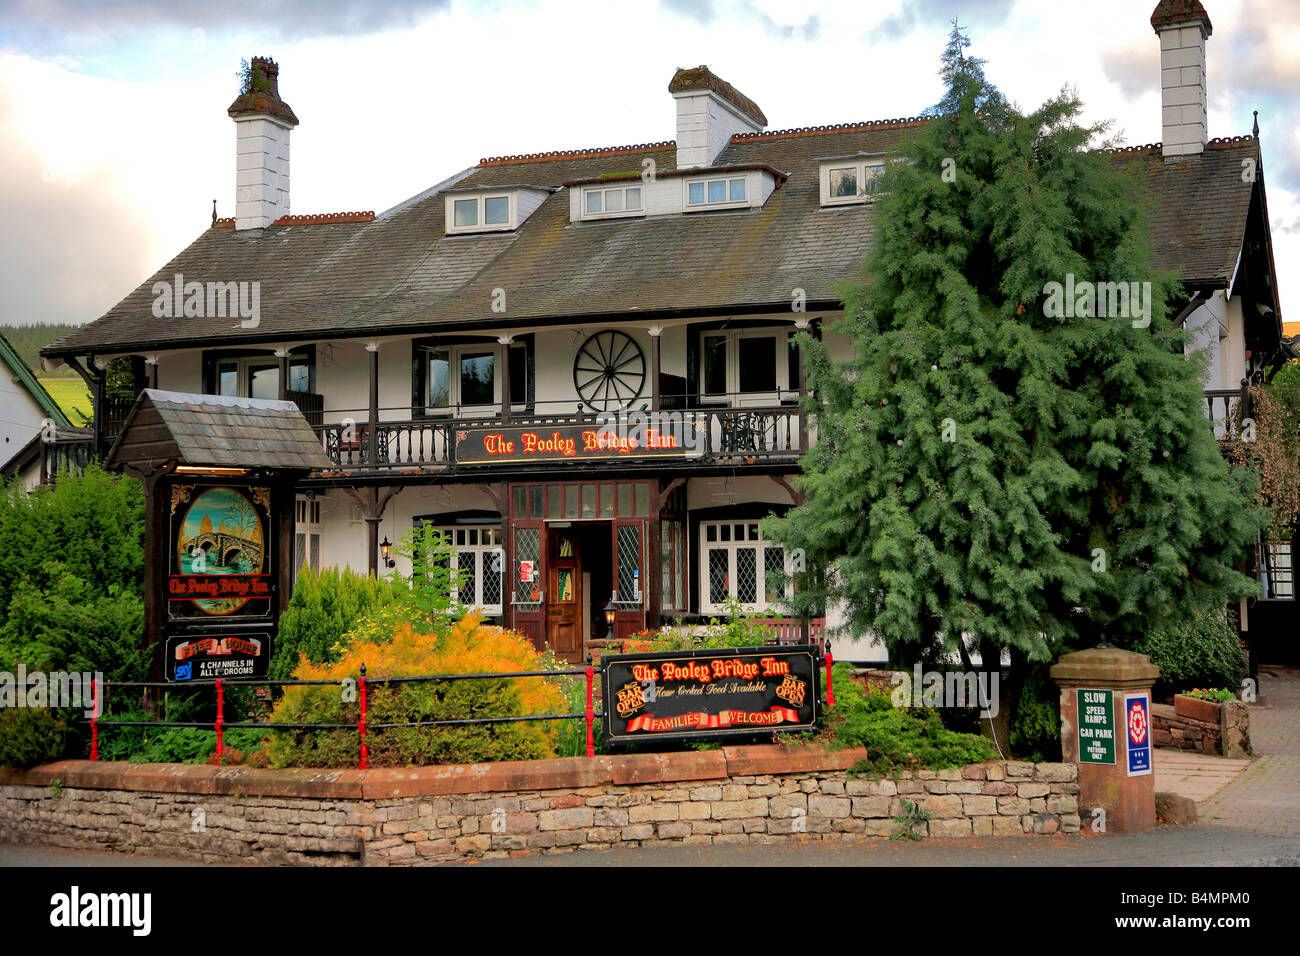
[1008,662,1062,763]
[0,707,68,768]
[823,664,998,774]
[264,612,566,768]
[821,665,993,780]
[0,466,144,612]
[272,566,405,680]
[0,469,148,768]
[1132,606,1246,698]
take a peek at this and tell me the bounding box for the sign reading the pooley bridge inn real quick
[602,646,819,743]
[454,420,699,465]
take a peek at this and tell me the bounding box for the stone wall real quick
[0,746,1079,866]
[1151,700,1250,758]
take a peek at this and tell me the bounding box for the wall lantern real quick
[379,536,395,569]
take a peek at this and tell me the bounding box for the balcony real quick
[311,396,806,473]
[1203,387,1250,442]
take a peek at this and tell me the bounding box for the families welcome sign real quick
[602,646,819,743]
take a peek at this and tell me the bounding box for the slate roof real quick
[42,121,1268,359]
[1108,137,1258,286]
[106,389,331,471]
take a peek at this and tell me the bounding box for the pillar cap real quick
[1050,647,1159,687]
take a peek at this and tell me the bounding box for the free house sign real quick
[164,484,274,680]
[602,645,819,743]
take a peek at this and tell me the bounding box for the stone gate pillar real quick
[1050,647,1159,834]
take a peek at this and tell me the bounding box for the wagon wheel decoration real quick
[572,330,646,412]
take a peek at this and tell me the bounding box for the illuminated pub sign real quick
[602,645,819,743]
[455,419,700,465]
[165,483,275,681]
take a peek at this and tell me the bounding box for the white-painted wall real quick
[0,373,48,470]
[674,90,762,169]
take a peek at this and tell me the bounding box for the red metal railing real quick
[87,664,600,768]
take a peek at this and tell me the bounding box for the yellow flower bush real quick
[264,610,567,768]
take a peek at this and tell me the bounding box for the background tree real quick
[766,25,1265,751]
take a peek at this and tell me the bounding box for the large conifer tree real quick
[767,26,1265,709]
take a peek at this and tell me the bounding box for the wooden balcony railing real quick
[313,400,805,472]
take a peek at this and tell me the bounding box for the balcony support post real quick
[498,335,513,425]
[794,317,810,452]
[342,485,401,578]
[649,325,662,412]
[275,347,290,402]
[366,342,380,466]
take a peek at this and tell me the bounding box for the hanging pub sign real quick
[105,390,331,687]
[602,645,819,743]
[168,484,274,621]
[454,419,700,465]
[163,482,278,681]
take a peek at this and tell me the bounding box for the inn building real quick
[39,0,1296,662]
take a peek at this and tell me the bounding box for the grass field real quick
[39,377,92,424]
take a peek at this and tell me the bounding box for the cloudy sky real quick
[1,0,1297,331]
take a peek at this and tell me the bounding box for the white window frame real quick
[699,327,794,405]
[1258,539,1294,600]
[699,520,793,615]
[819,159,885,206]
[683,174,751,211]
[294,496,322,577]
[421,343,503,415]
[432,525,504,616]
[445,191,517,234]
[215,355,311,400]
[581,183,645,220]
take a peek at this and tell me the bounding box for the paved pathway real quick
[1198,666,1300,837]
[1154,750,1250,802]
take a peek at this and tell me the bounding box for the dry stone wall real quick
[0,747,1079,866]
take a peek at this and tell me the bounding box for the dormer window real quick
[686,176,748,209]
[445,186,551,235]
[583,184,643,218]
[447,192,515,233]
[819,156,886,206]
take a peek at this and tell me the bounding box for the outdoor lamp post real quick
[604,595,618,631]
[379,536,395,569]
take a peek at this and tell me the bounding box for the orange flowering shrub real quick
[263,611,567,768]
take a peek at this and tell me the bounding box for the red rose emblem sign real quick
[1127,699,1148,746]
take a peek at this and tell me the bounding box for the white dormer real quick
[568,165,784,223]
[818,153,887,206]
[444,185,552,235]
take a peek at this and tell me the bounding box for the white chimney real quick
[669,66,767,169]
[1151,0,1213,160]
[227,57,299,229]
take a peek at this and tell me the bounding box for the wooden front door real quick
[546,529,582,661]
